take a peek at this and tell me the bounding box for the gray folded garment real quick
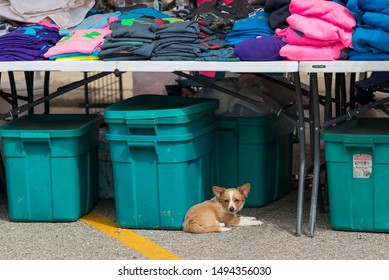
[99,41,156,60]
[152,44,206,60]
[109,19,158,40]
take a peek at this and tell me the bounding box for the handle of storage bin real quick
[20,132,50,141]
[20,132,51,150]
[124,112,157,125]
[125,119,159,126]
[127,140,156,148]
[343,138,375,154]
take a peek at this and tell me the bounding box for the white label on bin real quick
[353,154,372,179]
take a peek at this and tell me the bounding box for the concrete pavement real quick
[2,160,389,261]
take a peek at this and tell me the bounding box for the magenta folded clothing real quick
[289,0,356,31]
[279,43,344,61]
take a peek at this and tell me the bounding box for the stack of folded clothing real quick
[151,20,208,60]
[346,0,389,60]
[0,24,61,61]
[224,10,274,45]
[99,18,158,60]
[99,17,224,61]
[276,0,356,60]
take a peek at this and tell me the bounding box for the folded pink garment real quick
[283,14,353,48]
[289,0,356,31]
[276,27,332,47]
[44,28,111,58]
[36,18,60,29]
[279,43,345,61]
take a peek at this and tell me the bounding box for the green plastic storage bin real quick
[214,106,295,207]
[106,123,216,229]
[103,94,219,229]
[322,118,389,232]
[103,94,219,136]
[0,114,103,222]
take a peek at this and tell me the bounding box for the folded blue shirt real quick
[225,11,274,45]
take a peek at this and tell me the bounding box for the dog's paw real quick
[242,216,257,221]
[252,220,263,226]
[220,226,232,232]
[241,216,260,222]
[238,217,263,226]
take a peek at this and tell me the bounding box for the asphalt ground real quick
[2,140,389,261]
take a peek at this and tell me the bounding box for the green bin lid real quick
[0,114,103,138]
[103,94,219,123]
[321,118,389,142]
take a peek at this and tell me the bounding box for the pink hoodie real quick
[289,0,356,31]
[280,13,353,48]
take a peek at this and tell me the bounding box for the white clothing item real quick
[9,0,85,16]
[49,2,96,28]
[0,0,45,22]
[0,0,95,28]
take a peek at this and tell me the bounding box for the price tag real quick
[353,154,372,179]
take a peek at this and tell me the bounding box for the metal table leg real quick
[307,73,321,237]
[294,72,307,236]
[43,71,51,114]
[24,71,34,115]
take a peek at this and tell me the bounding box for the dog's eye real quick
[235,199,240,203]
[224,199,229,203]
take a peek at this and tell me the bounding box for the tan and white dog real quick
[182,183,262,233]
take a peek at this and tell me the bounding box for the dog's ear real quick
[212,186,225,199]
[238,183,251,197]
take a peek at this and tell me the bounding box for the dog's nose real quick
[229,207,235,212]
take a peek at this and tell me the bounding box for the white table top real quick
[0,60,299,73]
[3,60,389,74]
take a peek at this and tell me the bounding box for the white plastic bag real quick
[197,76,287,117]
[132,72,180,96]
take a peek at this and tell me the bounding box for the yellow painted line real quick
[81,211,181,260]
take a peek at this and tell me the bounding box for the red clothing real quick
[197,0,234,6]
